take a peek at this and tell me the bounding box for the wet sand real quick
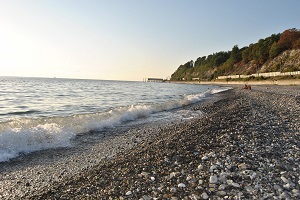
[1,85,300,199]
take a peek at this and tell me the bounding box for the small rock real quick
[209,176,218,184]
[238,163,248,170]
[254,184,261,189]
[202,192,209,199]
[216,160,222,166]
[142,195,152,200]
[190,194,200,200]
[186,175,193,181]
[232,182,240,188]
[218,175,227,183]
[141,172,149,177]
[170,187,177,193]
[227,179,233,185]
[210,165,217,171]
[283,183,292,189]
[197,164,203,170]
[150,177,155,181]
[198,179,203,185]
[245,186,254,193]
[274,184,282,191]
[292,189,299,197]
[169,172,176,179]
[190,182,197,188]
[217,191,226,196]
[202,155,208,160]
[209,185,216,192]
[218,184,226,190]
[208,152,215,157]
[226,164,232,170]
[178,183,186,188]
[280,191,290,199]
[250,172,257,179]
[292,189,299,194]
[125,191,132,196]
[281,176,289,183]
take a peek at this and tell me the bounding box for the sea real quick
[0,77,231,162]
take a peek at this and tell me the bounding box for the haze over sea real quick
[0,77,230,162]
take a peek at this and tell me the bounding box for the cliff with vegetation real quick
[171,28,300,81]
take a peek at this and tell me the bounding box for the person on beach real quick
[243,84,251,90]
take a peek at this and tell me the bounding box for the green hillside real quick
[171,28,300,81]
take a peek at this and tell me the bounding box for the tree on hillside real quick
[217,45,242,75]
[230,45,242,63]
[242,44,256,63]
[255,39,269,64]
[170,60,194,80]
[293,38,300,49]
[242,47,250,63]
[214,51,231,66]
[269,42,279,59]
[194,56,206,67]
[277,28,300,52]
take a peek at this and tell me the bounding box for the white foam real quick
[210,87,232,94]
[174,109,204,120]
[185,93,206,103]
[0,123,75,162]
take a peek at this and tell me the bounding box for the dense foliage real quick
[171,28,300,81]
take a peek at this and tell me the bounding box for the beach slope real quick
[30,86,300,199]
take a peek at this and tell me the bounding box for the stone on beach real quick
[281,176,289,183]
[178,183,186,188]
[209,175,218,184]
[232,182,240,188]
[201,155,208,160]
[197,164,203,170]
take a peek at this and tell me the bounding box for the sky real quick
[0,0,299,81]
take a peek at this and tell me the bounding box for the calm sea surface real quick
[0,77,230,162]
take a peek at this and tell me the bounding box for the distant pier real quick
[143,78,164,82]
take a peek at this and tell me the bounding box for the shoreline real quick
[171,78,300,86]
[31,85,299,199]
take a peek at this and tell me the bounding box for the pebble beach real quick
[1,85,300,199]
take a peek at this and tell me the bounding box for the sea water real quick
[0,77,230,162]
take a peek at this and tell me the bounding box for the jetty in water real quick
[143,78,164,82]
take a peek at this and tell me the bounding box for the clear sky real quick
[0,0,299,81]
